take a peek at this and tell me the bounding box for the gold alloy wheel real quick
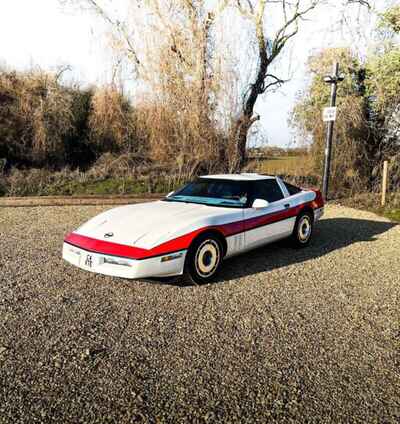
[298,215,312,243]
[194,239,221,277]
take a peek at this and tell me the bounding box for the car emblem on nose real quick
[104,232,114,238]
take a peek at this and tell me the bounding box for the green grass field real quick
[383,209,400,222]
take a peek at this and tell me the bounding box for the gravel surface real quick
[0,195,160,207]
[0,204,399,423]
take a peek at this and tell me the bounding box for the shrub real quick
[88,86,141,155]
[0,69,76,168]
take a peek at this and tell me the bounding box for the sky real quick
[0,0,388,147]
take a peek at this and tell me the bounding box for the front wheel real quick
[291,211,314,247]
[182,234,223,285]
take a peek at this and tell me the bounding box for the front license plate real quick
[84,254,94,268]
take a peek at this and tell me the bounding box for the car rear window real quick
[284,181,302,196]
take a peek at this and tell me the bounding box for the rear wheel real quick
[182,234,223,285]
[291,211,313,247]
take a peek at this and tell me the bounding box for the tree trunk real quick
[231,5,268,172]
[230,113,260,172]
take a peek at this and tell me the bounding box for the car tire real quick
[182,233,223,285]
[291,210,314,248]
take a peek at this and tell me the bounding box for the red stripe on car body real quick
[64,230,202,261]
[64,200,318,260]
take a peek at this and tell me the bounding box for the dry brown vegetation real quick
[88,87,139,155]
[0,1,394,199]
[68,0,335,171]
[0,69,152,168]
[0,69,76,167]
[0,67,230,196]
[0,62,238,177]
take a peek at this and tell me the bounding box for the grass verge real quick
[335,192,400,223]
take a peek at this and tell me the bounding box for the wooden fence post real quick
[381,160,388,207]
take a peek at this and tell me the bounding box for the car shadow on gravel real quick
[150,217,397,286]
[215,217,397,283]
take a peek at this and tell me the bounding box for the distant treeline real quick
[248,146,309,159]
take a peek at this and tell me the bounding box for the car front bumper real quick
[62,242,187,279]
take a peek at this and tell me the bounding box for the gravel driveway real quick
[0,204,399,423]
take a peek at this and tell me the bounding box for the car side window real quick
[284,181,302,196]
[252,180,284,203]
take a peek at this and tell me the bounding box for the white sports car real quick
[63,174,324,284]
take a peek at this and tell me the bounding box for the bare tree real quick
[61,0,372,172]
[229,0,320,170]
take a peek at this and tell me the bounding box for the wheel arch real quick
[189,229,227,257]
[299,204,314,220]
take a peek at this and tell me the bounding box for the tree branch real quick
[236,0,255,18]
[85,0,140,66]
[262,74,288,92]
[346,0,371,9]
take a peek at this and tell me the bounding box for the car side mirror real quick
[252,198,269,209]
[166,191,175,198]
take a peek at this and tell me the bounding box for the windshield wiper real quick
[218,201,240,206]
[201,201,242,208]
[164,198,191,204]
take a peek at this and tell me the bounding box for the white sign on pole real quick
[323,107,337,122]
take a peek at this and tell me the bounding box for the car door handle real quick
[284,203,290,209]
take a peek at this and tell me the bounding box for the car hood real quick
[74,200,242,249]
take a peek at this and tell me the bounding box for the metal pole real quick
[381,160,388,207]
[322,62,340,201]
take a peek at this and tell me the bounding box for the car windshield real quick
[164,179,248,208]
